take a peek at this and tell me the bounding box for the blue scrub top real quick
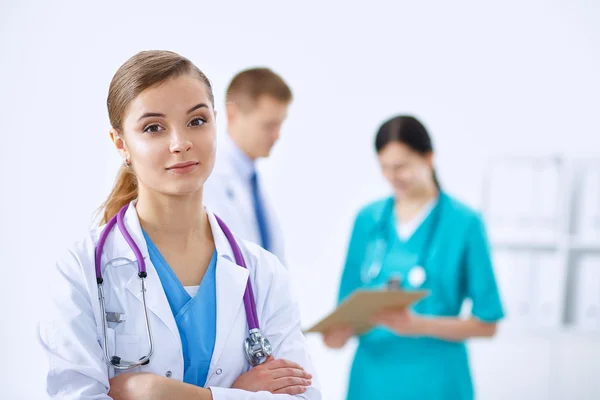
[338,192,504,400]
[143,231,217,387]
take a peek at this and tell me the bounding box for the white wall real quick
[1,0,599,398]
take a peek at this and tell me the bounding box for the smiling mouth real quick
[167,161,199,170]
[166,162,199,174]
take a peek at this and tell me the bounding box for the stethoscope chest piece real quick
[244,329,273,366]
[408,265,426,288]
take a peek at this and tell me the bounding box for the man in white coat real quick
[204,68,292,265]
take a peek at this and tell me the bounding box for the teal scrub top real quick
[144,231,217,387]
[338,192,504,400]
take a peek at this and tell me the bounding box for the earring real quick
[124,159,131,168]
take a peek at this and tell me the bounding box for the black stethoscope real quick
[361,193,444,288]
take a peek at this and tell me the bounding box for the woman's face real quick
[111,74,217,198]
[377,141,434,197]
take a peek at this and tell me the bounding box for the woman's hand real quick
[371,309,499,341]
[109,372,164,400]
[232,356,312,395]
[322,325,354,349]
[370,307,428,336]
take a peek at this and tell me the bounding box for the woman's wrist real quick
[150,374,169,398]
[410,314,433,336]
[154,374,213,400]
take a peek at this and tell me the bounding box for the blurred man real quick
[204,67,293,265]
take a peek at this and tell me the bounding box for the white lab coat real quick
[203,136,286,265]
[38,201,320,400]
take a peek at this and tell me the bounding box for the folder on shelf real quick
[578,163,600,238]
[574,255,600,328]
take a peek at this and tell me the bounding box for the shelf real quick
[491,241,559,251]
[569,238,600,251]
[489,234,561,250]
[489,325,600,340]
[481,157,600,345]
[490,236,600,251]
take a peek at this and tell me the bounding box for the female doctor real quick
[323,116,504,400]
[38,50,320,400]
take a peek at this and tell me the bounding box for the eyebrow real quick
[138,112,165,122]
[187,103,209,114]
[136,104,209,122]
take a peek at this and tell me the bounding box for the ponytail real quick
[432,168,442,190]
[99,165,138,225]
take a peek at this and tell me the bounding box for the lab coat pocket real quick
[98,327,116,355]
[98,327,116,378]
[114,333,143,373]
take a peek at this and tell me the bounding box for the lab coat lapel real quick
[218,141,259,244]
[211,256,249,368]
[112,201,182,351]
[206,210,251,369]
[124,257,182,352]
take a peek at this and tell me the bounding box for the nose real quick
[169,130,192,153]
[269,124,282,142]
[393,169,404,180]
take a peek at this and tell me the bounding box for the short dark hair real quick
[226,67,292,108]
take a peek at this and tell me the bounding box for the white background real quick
[1,0,599,398]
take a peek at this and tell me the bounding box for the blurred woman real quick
[323,115,504,400]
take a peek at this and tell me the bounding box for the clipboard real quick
[304,289,429,335]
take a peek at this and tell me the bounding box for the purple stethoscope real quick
[95,203,272,370]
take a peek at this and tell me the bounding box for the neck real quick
[135,186,210,242]
[227,125,256,161]
[395,183,439,220]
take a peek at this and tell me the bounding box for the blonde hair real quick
[98,50,214,225]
